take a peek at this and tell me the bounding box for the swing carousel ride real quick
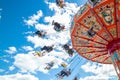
[71,0,120,79]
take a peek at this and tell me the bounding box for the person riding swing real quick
[52,20,65,32]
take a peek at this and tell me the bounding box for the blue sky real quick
[0,0,118,80]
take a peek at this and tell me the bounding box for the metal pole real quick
[109,50,120,79]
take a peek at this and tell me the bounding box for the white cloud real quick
[22,46,33,51]
[44,2,79,25]
[27,36,55,48]
[27,30,70,48]
[22,1,80,76]
[3,59,9,63]
[80,62,117,80]
[24,10,43,26]
[5,46,17,54]
[13,52,66,74]
[0,73,38,80]
[14,53,39,73]
[48,50,69,60]
[0,69,4,72]
[23,31,34,35]
[9,66,15,71]
[21,2,79,75]
[25,2,79,49]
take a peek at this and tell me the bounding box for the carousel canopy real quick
[71,0,120,64]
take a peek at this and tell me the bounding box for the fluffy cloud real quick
[25,1,79,49]
[9,66,15,71]
[0,69,4,73]
[13,51,68,74]
[22,0,81,76]
[0,73,38,80]
[5,46,17,54]
[22,46,33,51]
[80,62,117,80]
[44,2,78,26]
[14,53,40,73]
[24,10,43,26]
